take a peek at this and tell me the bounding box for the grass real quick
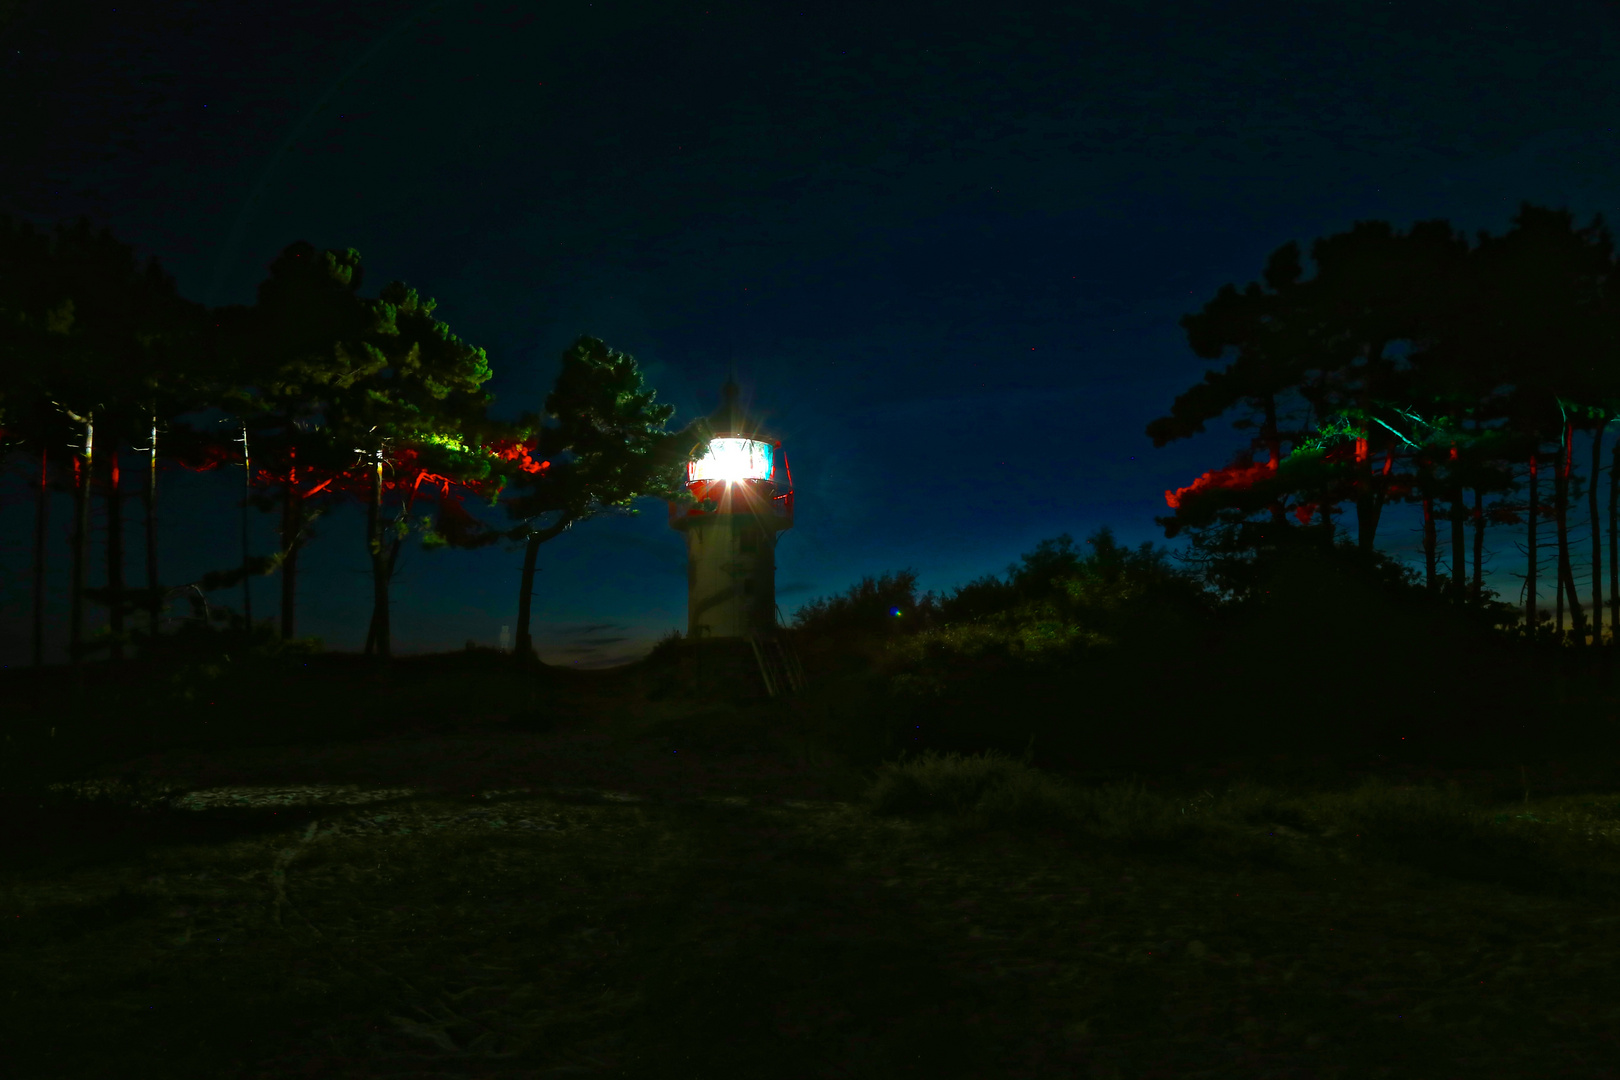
[5,657,1620,1077]
[861,748,1620,894]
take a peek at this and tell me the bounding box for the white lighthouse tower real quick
[669,379,802,694]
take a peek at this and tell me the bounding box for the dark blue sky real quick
[4,0,1620,666]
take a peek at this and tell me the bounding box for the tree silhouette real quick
[318,279,494,659]
[1465,205,1617,641]
[0,217,77,668]
[501,336,679,661]
[25,220,200,661]
[1154,205,1620,637]
[1149,241,1313,532]
[227,243,384,639]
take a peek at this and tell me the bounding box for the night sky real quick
[3,0,1619,667]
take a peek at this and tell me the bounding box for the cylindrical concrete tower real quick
[669,379,794,640]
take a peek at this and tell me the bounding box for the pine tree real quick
[321,279,494,659]
[500,336,680,661]
[230,243,382,639]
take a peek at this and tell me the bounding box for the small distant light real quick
[891,607,902,617]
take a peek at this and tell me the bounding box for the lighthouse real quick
[669,378,795,642]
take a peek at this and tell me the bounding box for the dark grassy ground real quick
[4,648,1620,1078]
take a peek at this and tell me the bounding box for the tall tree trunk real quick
[1262,393,1285,526]
[1557,417,1587,643]
[1356,496,1389,550]
[106,446,124,660]
[1423,496,1438,592]
[32,447,48,670]
[1451,490,1467,599]
[1610,441,1619,638]
[513,518,572,662]
[367,450,390,659]
[1556,427,1567,635]
[280,495,301,639]
[1527,454,1538,630]
[515,531,542,661]
[1368,446,1395,548]
[1353,352,1390,553]
[144,412,161,638]
[1353,431,1376,550]
[368,475,428,654]
[240,422,253,630]
[1356,494,1381,551]
[1471,488,1485,600]
[1592,421,1606,645]
[280,447,301,639]
[68,411,93,667]
[383,476,424,587]
[1458,440,1470,595]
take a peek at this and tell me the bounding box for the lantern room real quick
[669,379,794,640]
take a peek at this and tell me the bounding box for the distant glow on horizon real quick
[689,438,774,483]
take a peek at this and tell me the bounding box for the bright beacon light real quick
[689,437,774,483]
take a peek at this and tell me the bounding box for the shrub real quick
[793,571,930,641]
[1061,779,1190,846]
[645,629,686,664]
[864,749,1066,822]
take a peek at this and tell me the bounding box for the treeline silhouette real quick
[787,202,1620,776]
[1150,202,1620,646]
[0,219,683,667]
[790,529,1592,777]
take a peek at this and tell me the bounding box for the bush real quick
[645,629,686,664]
[793,571,929,643]
[863,749,1191,837]
[864,749,1057,820]
[787,526,1602,774]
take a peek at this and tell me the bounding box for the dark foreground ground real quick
[3,652,1620,1078]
